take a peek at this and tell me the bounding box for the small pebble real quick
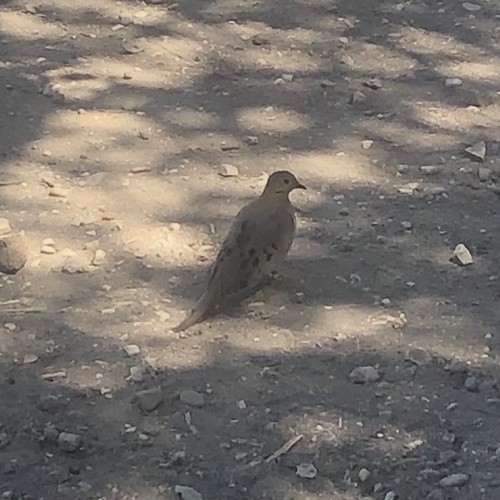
[349,366,381,384]
[445,77,463,88]
[358,468,371,482]
[452,243,473,266]
[58,432,83,452]
[478,167,492,181]
[180,390,205,408]
[219,164,239,177]
[92,249,106,266]
[123,344,140,356]
[464,375,478,392]
[135,387,163,412]
[439,473,470,488]
[49,187,68,198]
[420,165,439,175]
[0,218,11,235]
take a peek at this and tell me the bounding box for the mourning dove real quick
[173,170,306,332]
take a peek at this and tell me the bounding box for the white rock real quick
[401,221,412,230]
[23,354,39,364]
[41,244,57,255]
[465,141,486,161]
[478,167,491,181]
[349,366,381,383]
[180,390,205,408]
[62,254,88,274]
[0,218,11,235]
[219,164,239,177]
[296,463,318,479]
[358,468,371,482]
[462,2,481,11]
[58,432,83,452]
[381,298,392,307]
[123,344,140,356]
[384,492,397,500]
[361,140,373,150]
[439,473,470,487]
[49,187,69,198]
[445,77,463,88]
[174,486,203,500]
[281,73,294,82]
[453,243,473,266]
[92,249,106,266]
[420,165,439,175]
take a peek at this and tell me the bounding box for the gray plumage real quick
[172,170,305,332]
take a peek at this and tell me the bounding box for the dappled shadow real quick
[1,0,500,498]
[1,323,500,500]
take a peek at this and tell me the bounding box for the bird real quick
[172,170,306,332]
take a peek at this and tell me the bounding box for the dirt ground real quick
[1,0,500,498]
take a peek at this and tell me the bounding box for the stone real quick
[462,2,481,11]
[420,165,439,175]
[62,254,88,274]
[174,485,203,500]
[123,344,140,356]
[465,141,486,161]
[464,375,478,392]
[58,432,83,452]
[41,244,56,254]
[349,366,381,383]
[452,243,473,266]
[0,218,11,235]
[0,235,28,274]
[296,463,318,479]
[219,164,239,177]
[135,387,163,412]
[37,394,65,413]
[122,37,147,54]
[245,136,259,145]
[445,77,463,88]
[349,91,366,104]
[384,492,396,500]
[478,167,492,181]
[180,390,205,407]
[439,473,470,487]
[405,348,432,366]
[92,249,106,266]
[358,468,371,482]
[49,187,68,198]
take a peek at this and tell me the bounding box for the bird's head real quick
[263,170,306,196]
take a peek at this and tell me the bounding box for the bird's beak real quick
[296,183,306,190]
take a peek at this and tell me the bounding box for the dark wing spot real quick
[240,258,250,269]
[248,247,256,257]
[224,247,233,257]
[266,254,272,262]
[252,257,260,268]
[271,243,278,251]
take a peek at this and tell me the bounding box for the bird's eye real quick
[284,179,290,184]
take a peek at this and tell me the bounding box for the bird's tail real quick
[172,291,215,332]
